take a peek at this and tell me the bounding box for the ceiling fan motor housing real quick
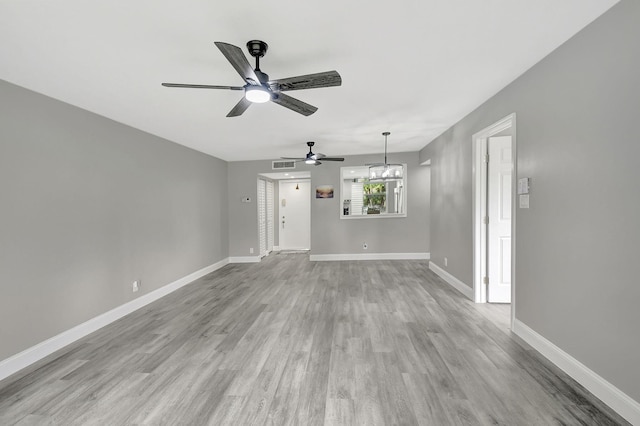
[254,70,269,85]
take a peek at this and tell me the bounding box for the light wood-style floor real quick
[0,253,628,425]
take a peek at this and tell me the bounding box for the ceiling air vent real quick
[272,160,296,170]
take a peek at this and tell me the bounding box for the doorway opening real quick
[259,171,311,255]
[472,113,516,328]
[278,179,310,251]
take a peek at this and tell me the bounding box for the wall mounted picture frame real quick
[316,185,334,199]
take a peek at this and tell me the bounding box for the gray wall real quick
[228,153,430,258]
[311,152,429,255]
[421,128,473,283]
[0,80,229,361]
[420,0,639,402]
[227,160,273,257]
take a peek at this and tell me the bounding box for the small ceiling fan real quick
[281,142,345,166]
[162,40,342,117]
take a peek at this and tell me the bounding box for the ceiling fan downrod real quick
[247,40,268,81]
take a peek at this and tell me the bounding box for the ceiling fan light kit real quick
[245,86,271,103]
[368,132,404,181]
[162,39,341,117]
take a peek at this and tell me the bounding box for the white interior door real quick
[487,136,512,303]
[279,180,310,250]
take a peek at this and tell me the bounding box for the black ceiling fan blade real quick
[318,157,345,161]
[271,93,318,116]
[270,71,342,92]
[162,83,244,90]
[226,97,252,117]
[214,42,261,86]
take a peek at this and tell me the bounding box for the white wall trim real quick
[310,252,430,261]
[228,256,261,263]
[272,246,281,251]
[428,262,474,300]
[0,258,230,383]
[513,319,640,425]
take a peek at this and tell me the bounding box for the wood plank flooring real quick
[0,253,629,425]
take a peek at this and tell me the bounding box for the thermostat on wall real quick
[241,196,251,203]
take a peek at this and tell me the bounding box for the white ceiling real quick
[0,0,617,161]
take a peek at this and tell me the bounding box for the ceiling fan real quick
[281,141,345,166]
[162,40,342,117]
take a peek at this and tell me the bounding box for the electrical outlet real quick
[363,242,368,250]
[249,247,254,254]
[444,257,448,267]
[132,280,140,293]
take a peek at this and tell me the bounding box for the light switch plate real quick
[518,177,530,195]
[519,194,530,209]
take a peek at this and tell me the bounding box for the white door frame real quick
[472,113,517,327]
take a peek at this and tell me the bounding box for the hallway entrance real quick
[472,114,516,322]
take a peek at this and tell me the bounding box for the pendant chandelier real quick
[368,132,403,181]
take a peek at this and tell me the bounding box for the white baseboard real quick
[0,258,230,383]
[228,256,261,263]
[513,319,640,425]
[428,262,473,300]
[310,252,430,261]
[272,246,280,251]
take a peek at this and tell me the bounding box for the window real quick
[363,182,386,214]
[340,165,407,218]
